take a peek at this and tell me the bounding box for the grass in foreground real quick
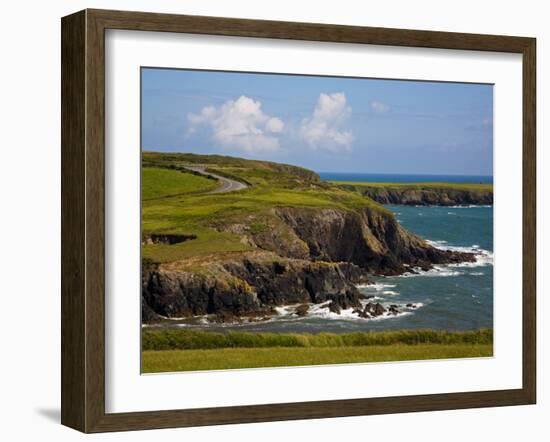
[142,328,493,350]
[142,344,493,373]
[142,329,493,372]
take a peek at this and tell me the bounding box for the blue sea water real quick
[319,172,493,184]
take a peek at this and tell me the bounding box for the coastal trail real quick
[184,165,248,194]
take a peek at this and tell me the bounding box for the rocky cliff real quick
[143,206,474,322]
[142,252,367,322]
[352,187,493,206]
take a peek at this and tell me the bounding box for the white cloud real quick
[371,100,390,113]
[300,93,353,152]
[187,96,284,153]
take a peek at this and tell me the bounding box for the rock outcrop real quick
[235,206,475,275]
[142,252,366,321]
[354,187,493,206]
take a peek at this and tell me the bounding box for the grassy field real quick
[142,344,493,372]
[142,152,389,263]
[141,329,493,372]
[142,328,493,350]
[142,167,217,200]
[330,181,493,192]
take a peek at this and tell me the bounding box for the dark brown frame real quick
[61,8,536,433]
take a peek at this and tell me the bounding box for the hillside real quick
[141,152,475,323]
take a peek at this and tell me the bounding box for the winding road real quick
[184,166,248,194]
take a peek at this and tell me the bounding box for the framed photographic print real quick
[61,9,536,433]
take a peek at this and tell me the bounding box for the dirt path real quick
[184,166,248,194]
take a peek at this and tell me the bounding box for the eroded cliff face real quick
[243,207,473,275]
[360,188,493,206]
[142,252,367,322]
[142,206,475,322]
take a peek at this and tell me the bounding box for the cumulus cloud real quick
[300,93,353,152]
[370,100,390,113]
[187,96,284,153]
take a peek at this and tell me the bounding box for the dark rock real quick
[295,304,310,316]
[353,307,370,319]
[328,301,341,314]
[373,303,386,316]
[209,311,240,323]
[388,305,399,315]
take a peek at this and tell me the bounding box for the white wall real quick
[0,0,546,440]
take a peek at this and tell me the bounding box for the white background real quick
[0,0,547,440]
[106,30,523,413]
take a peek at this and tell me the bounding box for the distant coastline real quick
[319,172,493,184]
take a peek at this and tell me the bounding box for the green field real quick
[142,167,217,200]
[141,329,493,372]
[142,328,493,350]
[142,344,493,372]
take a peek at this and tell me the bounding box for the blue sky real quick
[142,68,493,175]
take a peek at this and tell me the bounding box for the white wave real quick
[274,305,297,316]
[426,240,494,268]
[470,272,484,276]
[381,290,399,296]
[365,282,397,291]
[403,302,424,309]
[399,265,464,278]
[367,311,413,321]
[426,239,448,247]
[445,205,492,208]
[272,299,420,322]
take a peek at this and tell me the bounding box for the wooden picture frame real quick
[61,8,536,433]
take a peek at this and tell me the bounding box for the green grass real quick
[142,229,252,262]
[142,344,493,372]
[142,328,493,351]
[330,181,493,192]
[142,167,217,200]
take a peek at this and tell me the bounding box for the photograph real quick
[140,67,494,373]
